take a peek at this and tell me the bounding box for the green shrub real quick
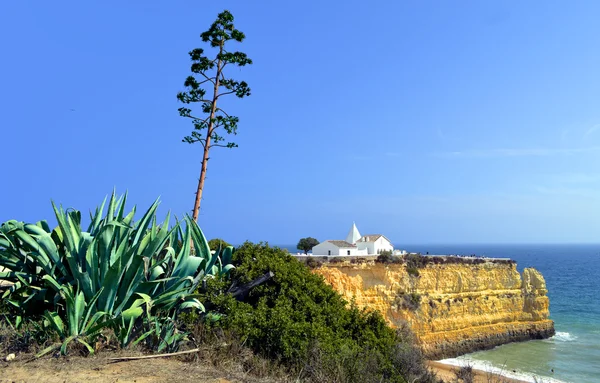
[305,257,323,269]
[404,254,425,277]
[208,238,232,250]
[454,364,474,383]
[376,250,401,264]
[194,242,438,383]
[395,292,422,311]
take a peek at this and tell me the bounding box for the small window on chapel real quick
[328,250,331,255]
[347,250,351,255]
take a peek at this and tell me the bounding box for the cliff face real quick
[314,261,554,359]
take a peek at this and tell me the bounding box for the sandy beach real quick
[428,361,530,383]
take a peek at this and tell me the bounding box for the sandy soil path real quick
[0,353,276,383]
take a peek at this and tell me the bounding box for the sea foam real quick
[437,357,568,383]
[552,331,577,342]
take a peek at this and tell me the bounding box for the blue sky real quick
[2,1,600,245]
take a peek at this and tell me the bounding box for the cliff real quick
[314,259,554,359]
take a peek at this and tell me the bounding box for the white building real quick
[311,240,368,256]
[312,223,396,256]
[356,234,394,255]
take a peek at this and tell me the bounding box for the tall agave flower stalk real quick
[0,192,234,354]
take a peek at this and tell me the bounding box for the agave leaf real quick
[131,328,154,347]
[131,198,160,247]
[53,205,87,285]
[66,210,82,252]
[60,285,78,335]
[81,288,104,330]
[179,298,205,312]
[149,265,166,281]
[60,335,75,355]
[0,235,11,249]
[97,262,124,315]
[95,222,117,284]
[87,195,107,234]
[187,216,211,261]
[52,203,73,250]
[173,256,202,280]
[140,225,174,264]
[221,246,233,267]
[205,252,221,278]
[76,233,94,298]
[85,238,99,293]
[113,255,146,315]
[44,311,65,337]
[152,285,192,309]
[0,270,35,280]
[171,225,191,277]
[36,220,51,233]
[121,302,144,322]
[119,300,145,347]
[131,293,153,314]
[221,264,235,275]
[107,190,118,222]
[117,191,128,221]
[84,314,116,336]
[35,343,60,358]
[75,338,95,355]
[23,223,67,276]
[160,213,171,239]
[122,208,136,227]
[73,290,86,335]
[42,275,64,293]
[13,230,52,274]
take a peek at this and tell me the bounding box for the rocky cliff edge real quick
[314,260,555,359]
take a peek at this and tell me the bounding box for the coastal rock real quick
[314,260,555,359]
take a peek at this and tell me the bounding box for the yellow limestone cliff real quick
[314,260,554,358]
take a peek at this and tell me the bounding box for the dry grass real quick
[0,351,283,383]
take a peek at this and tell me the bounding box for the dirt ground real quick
[0,354,535,383]
[0,352,283,383]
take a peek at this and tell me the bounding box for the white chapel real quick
[311,223,395,256]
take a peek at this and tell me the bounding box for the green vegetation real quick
[0,193,440,381]
[377,250,401,264]
[395,292,422,311]
[305,256,323,269]
[208,238,232,250]
[454,364,474,383]
[194,242,438,383]
[296,237,319,254]
[0,192,232,356]
[177,10,252,221]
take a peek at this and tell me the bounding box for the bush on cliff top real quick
[191,242,439,383]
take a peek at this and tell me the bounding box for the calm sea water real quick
[280,243,600,383]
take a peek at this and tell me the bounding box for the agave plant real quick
[0,192,234,355]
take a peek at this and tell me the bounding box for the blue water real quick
[280,243,600,383]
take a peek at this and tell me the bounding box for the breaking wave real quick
[552,332,577,342]
[437,357,567,383]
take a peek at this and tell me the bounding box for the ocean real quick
[280,243,600,383]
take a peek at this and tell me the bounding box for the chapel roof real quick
[345,222,362,244]
[326,240,357,248]
[358,234,392,243]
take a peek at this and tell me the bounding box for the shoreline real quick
[428,361,530,383]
